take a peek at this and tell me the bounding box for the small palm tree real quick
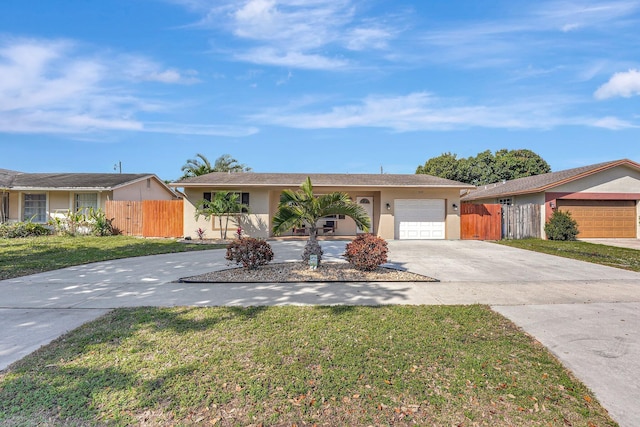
[195,191,248,239]
[272,177,371,264]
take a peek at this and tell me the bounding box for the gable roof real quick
[2,172,175,195]
[173,172,475,189]
[462,159,640,201]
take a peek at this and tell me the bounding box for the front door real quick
[356,197,373,234]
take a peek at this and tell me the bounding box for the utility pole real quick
[114,161,122,174]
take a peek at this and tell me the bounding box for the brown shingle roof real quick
[173,172,474,188]
[9,173,157,190]
[462,159,640,201]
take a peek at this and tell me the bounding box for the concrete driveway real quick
[1,240,639,426]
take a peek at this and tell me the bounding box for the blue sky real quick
[1,0,639,181]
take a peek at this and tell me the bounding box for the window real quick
[23,193,47,222]
[498,198,512,206]
[1,193,8,222]
[75,193,98,215]
[202,192,249,212]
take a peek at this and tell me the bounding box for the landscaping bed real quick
[180,262,436,283]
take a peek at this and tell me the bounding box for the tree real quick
[213,154,252,173]
[194,191,248,240]
[416,149,551,185]
[494,149,551,182]
[415,152,460,180]
[180,153,252,180]
[180,153,213,179]
[272,177,371,265]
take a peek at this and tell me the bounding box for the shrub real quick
[88,208,114,236]
[225,237,274,270]
[545,210,579,241]
[344,234,388,271]
[0,221,53,238]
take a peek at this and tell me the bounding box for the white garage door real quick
[395,199,446,240]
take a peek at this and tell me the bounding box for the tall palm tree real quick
[272,177,371,264]
[213,154,252,173]
[180,153,213,179]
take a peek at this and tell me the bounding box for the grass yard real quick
[0,236,224,280]
[0,305,616,426]
[497,238,640,272]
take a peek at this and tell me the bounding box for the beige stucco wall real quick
[553,166,640,193]
[113,178,175,201]
[180,185,463,240]
[48,192,69,217]
[378,188,462,239]
[182,187,271,239]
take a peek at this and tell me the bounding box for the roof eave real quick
[171,182,475,189]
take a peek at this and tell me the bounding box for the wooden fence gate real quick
[460,203,502,240]
[461,203,542,240]
[502,204,541,239]
[106,200,183,238]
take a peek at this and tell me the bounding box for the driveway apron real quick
[1,240,639,426]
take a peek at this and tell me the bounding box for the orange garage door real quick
[557,200,637,238]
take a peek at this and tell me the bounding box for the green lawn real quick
[497,238,640,272]
[0,305,616,426]
[0,236,224,280]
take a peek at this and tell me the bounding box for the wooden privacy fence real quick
[106,200,183,238]
[461,203,542,240]
[502,204,541,240]
[460,203,502,240]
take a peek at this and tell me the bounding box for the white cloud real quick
[594,69,640,99]
[234,48,349,70]
[0,37,250,137]
[179,0,398,69]
[345,27,392,51]
[249,92,573,132]
[118,55,199,84]
[144,122,259,137]
[590,116,637,129]
[535,0,640,32]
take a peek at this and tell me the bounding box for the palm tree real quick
[272,177,371,265]
[195,191,248,239]
[213,154,252,173]
[180,153,213,179]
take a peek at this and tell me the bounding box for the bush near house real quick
[544,210,579,241]
[49,208,114,237]
[225,237,274,270]
[344,234,389,271]
[0,221,52,238]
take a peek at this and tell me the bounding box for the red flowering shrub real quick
[225,237,274,270]
[343,234,388,271]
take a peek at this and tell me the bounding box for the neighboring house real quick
[172,173,474,240]
[462,159,640,239]
[0,171,177,224]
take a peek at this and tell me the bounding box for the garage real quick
[557,200,637,238]
[395,199,445,240]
